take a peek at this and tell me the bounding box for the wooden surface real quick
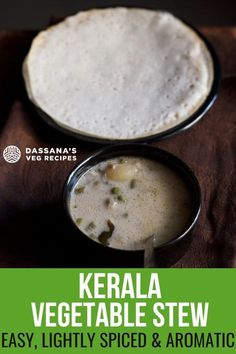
[1,0,236,29]
[0,27,235,267]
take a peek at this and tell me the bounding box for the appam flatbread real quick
[23,8,214,140]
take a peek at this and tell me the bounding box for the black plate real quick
[63,144,201,260]
[26,19,221,145]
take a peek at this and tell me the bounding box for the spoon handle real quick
[144,235,156,268]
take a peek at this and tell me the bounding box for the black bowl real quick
[63,144,201,267]
[25,20,220,145]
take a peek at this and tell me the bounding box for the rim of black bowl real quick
[63,144,201,252]
[26,21,221,145]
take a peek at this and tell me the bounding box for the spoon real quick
[144,235,157,268]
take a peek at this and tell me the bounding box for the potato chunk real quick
[105,163,137,182]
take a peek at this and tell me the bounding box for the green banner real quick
[0,269,235,353]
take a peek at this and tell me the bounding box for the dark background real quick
[0,0,236,29]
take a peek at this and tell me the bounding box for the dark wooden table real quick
[0,0,236,29]
[0,27,235,267]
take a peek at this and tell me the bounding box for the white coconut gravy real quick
[69,157,193,250]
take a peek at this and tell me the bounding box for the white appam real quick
[23,8,214,140]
